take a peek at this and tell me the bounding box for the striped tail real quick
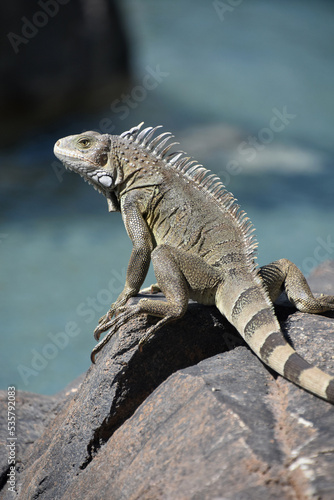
[216,277,334,403]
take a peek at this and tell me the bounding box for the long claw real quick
[94,327,101,341]
[91,305,142,363]
[91,328,116,363]
[94,309,116,340]
[94,322,107,341]
[138,314,177,351]
[94,314,123,343]
[138,331,153,349]
[94,320,111,340]
[138,327,158,351]
[94,319,115,340]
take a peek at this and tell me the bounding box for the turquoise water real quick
[1,0,334,394]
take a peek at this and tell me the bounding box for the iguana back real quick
[54,123,334,403]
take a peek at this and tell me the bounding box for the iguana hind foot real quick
[91,296,188,362]
[94,285,143,340]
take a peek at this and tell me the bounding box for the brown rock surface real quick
[1,262,334,499]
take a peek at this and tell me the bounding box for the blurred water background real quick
[1,0,334,394]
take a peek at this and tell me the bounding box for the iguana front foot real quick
[92,288,188,361]
[94,304,132,341]
[91,305,142,363]
[95,285,161,340]
[95,296,131,340]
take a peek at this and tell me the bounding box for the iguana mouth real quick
[54,143,98,166]
[54,145,114,193]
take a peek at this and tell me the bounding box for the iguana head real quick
[54,131,120,211]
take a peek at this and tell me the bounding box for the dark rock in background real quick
[0,0,130,146]
[1,262,334,499]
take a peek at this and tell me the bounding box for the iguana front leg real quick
[94,193,153,341]
[94,244,151,340]
[259,258,334,313]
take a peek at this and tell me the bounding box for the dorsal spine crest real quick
[120,122,259,276]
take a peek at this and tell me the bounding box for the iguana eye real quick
[78,137,91,148]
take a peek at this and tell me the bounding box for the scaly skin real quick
[54,123,334,403]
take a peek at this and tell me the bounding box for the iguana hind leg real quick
[137,245,220,346]
[91,244,220,361]
[259,258,334,313]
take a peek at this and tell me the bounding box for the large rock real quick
[0,376,84,492]
[1,262,334,499]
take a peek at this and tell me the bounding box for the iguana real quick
[54,123,334,403]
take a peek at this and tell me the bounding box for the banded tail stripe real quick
[243,307,276,342]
